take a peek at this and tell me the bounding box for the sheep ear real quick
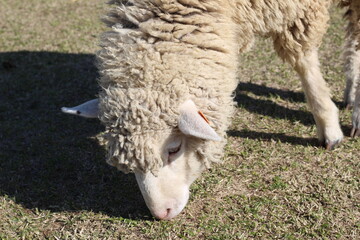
[61,99,99,118]
[178,100,222,141]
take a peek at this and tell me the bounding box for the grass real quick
[0,0,359,239]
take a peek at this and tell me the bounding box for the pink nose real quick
[153,208,173,220]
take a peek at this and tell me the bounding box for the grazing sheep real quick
[343,0,360,136]
[62,0,353,219]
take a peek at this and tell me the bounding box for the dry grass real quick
[0,0,359,239]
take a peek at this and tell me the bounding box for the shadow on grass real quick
[227,130,319,147]
[234,82,349,143]
[237,82,306,103]
[0,51,150,220]
[235,83,315,126]
[236,82,345,118]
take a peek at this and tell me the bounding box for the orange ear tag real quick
[198,111,210,124]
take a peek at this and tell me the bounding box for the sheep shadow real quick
[0,51,151,220]
[227,129,319,147]
[236,82,345,121]
[235,82,315,126]
[234,82,349,145]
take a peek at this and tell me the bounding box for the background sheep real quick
[63,0,354,220]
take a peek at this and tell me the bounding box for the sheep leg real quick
[346,37,360,137]
[293,49,343,149]
[345,1,360,137]
[351,89,360,137]
[350,42,360,136]
[343,21,360,110]
[269,4,345,148]
[270,4,343,148]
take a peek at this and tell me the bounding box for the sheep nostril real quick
[166,208,171,215]
[164,208,172,219]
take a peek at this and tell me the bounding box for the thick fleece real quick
[97,0,350,173]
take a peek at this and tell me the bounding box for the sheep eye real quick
[168,144,181,156]
[165,139,183,163]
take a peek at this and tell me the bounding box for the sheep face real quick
[129,99,223,220]
[134,135,206,220]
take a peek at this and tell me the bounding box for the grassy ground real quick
[0,0,359,239]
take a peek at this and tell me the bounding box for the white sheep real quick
[343,0,360,137]
[62,0,355,220]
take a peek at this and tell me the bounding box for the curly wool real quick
[97,0,349,173]
[97,0,238,173]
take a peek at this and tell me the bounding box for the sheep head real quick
[62,98,223,220]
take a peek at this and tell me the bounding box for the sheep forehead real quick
[100,87,184,132]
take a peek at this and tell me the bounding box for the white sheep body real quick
[97,0,351,173]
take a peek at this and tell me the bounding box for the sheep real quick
[62,0,354,220]
[343,0,360,137]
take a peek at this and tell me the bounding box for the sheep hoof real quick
[350,127,360,138]
[321,139,341,150]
